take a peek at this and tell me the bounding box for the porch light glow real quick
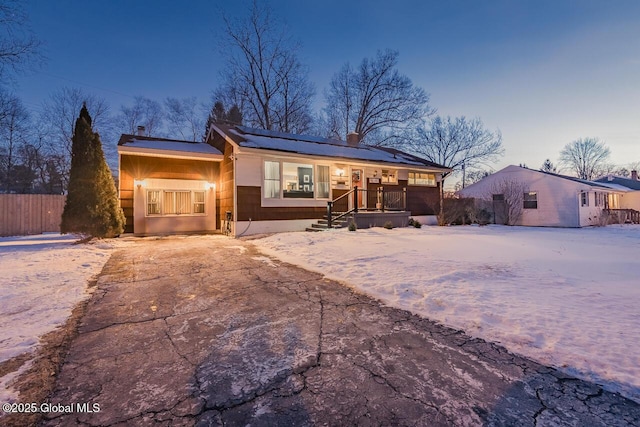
[205,182,216,190]
[336,168,345,177]
[134,179,146,188]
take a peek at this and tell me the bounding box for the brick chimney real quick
[137,125,146,136]
[346,132,359,146]
[632,170,638,181]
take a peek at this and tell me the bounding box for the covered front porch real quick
[307,186,413,231]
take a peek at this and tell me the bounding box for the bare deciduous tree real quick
[40,87,112,190]
[413,115,504,219]
[216,1,314,134]
[324,49,433,145]
[165,97,204,141]
[0,0,43,84]
[454,169,493,190]
[487,179,527,226]
[559,137,610,180]
[0,90,30,191]
[117,96,164,137]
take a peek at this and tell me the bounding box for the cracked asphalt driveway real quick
[43,235,640,426]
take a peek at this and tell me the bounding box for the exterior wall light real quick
[205,182,216,190]
[134,179,146,188]
[336,168,345,177]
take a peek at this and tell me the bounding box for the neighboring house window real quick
[283,162,314,198]
[523,192,538,209]
[147,190,161,215]
[408,172,436,186]
[381,169,397,184]
[317,165,330,198]
[146,190,205,216]
[594,192,605,207]
[264,161,280,198]
[581,192,589,207]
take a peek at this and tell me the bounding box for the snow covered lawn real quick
[0,233,128,403]
[253,225,640,403]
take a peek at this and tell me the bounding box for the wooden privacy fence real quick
[0,194,66,237]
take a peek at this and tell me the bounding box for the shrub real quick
[383,221,393,229]
[413,219,422,228]
[348,221,357,231]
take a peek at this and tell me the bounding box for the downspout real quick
[232,148,238,237]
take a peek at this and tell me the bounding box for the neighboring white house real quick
[594,171,640,211]
[458,165,627,227]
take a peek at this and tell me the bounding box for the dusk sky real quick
[15,0,640,173]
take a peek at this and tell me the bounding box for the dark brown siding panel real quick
[406,184,440,215]
[331,189,349,212]
[237,186,326,221]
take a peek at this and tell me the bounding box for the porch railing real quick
[327,187,407,228]
[604,209,640,224]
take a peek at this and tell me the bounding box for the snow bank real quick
[253,225,640,403]
[0,233,128,403]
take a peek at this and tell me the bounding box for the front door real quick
[352,169,366,208]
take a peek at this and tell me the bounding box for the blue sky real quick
[15,0,640,172]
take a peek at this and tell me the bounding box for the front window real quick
[264,161,280,198]
[408,172,436,186]
[283,162,314,198]
[147,190,161,215]
[164,191,191,214]
[523,192,537,209]
[381,169,397,184]
[317,165,330,198]
[193,191,205,213]
[263,161,330,199]
[147,190,205,216]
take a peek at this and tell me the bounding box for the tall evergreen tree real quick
[61,104,124,238]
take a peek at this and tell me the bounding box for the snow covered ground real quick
[253,225,640,403]
[0,233,128,403]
